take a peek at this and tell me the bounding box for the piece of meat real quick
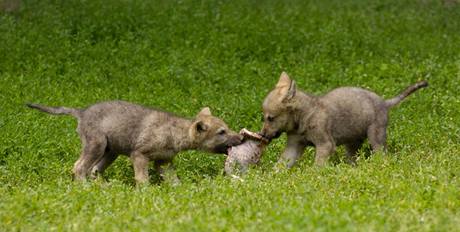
[225,129,268,176]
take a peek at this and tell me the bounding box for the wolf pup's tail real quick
[385,80,428,108]
[26,103,81,118]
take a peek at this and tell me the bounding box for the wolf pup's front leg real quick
[278,134,307,168]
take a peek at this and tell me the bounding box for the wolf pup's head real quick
[189,107,243,154]
[261,72,298,140]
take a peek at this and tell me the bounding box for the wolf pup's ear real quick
[276,72,296,102]
[284,79,296,102]
[189,120,208,139]
[276,72,291,88]
[197,107,212,117]
[195,121,208,133]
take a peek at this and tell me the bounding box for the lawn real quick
[1,0,459,231]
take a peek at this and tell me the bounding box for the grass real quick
[1,0,459,231]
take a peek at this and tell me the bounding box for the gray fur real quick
[261,72,428,167]
[27,100,242,184]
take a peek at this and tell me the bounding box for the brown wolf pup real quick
[27,101,243,184]
[261,72,428,167]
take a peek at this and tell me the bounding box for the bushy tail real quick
[385,81,428,108]
[26,103,81,118]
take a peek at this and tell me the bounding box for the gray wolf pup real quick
[261,72,428,167]
[27,101,243,184]
[225,128,268,176]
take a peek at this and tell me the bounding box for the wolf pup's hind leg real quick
[73,133,107,180]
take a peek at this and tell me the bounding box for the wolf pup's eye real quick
[218,130,226,135]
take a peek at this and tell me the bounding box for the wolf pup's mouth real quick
[264,131,281,141]
[213,144,231,154]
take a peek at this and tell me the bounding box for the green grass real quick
[1,0,460,231]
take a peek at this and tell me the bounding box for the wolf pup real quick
[225,128,268,176]
[261,72,428,167]
[27,101,243,184]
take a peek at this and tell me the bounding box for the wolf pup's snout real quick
[188,107,242,155]
[228,133,244,146]
[260,129,281,141]
[257,131,270,141]
[219,133,243,154]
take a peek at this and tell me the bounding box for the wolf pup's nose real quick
[260,130,270,140]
